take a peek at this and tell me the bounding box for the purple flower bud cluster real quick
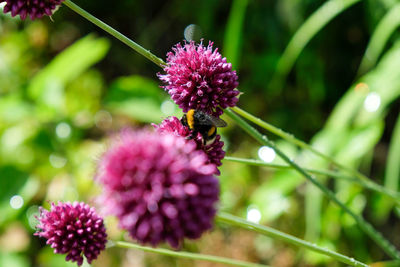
[158,41,239,117]
[35,202,107,266]
[154,116,225,169]
[0,0,64,20]
[96,129,219,248]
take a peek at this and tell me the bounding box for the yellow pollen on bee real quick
[187,109,195,129]
[208,126,216,137]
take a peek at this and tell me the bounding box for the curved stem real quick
[357,3,400,75]
[230,106,400,203]
[225,108,400,259]
[63,0,165,67]
[113,240,267,267]
[225,156,357,178]
[225,156,400,205]
[216,213,368,267]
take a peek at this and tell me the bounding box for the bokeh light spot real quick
[364,92,381,113]
[26,205,39,230]
[10,195,24,209]
[354,82,369,93]
[161,100,175,115]
[246,205,262,224]
[258,146,276,163]
[49,154,67,168]
[184,24,202,41]
[56,122,71,139]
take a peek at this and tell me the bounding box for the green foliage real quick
[2,0,400,266]
[105,75,180,123]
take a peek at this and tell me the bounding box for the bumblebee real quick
[181,109,227,145]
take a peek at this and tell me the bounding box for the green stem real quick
[63,0,165,67]
[385,113,400,194]
[113,240,267,267]
[216,213,368,267]
[224,156,354,181]
[224,156,400,203]
[357,3,400,75]
[268,0,361,93]
[230,106,400,203]
[225,108,400,259]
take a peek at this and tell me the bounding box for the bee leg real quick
[186,131,197,140]
[201,133,208,145]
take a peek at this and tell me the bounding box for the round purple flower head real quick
[153,116,225,169]
[35,201,107,266]
[97,129,219,248]
[0,0,64,20]
[158,41,240,117]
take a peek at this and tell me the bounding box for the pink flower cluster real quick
[96,129,219,248]
[0,0,64,20]
[35,202,107,266]
[154,116,225,169]
[158,41,239,117]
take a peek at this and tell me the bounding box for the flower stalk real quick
[63,0,165,67]
[224,156,400,202]
[224,108,400,259]
[230,106,400,203]
[216,213,368,267]
[113,240,268,267]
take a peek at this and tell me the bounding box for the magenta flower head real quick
[0,0,64,20]
[158,41,240,117]
[153,116,225,169]
[35,201,107,266]
[96,129,219,248]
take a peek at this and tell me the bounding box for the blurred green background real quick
[1,0,400,266]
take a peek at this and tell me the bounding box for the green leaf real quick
[105,75,178,123]
[0,166,29,202]
[0,95,33,125]
[37,247,78,267]
[223,0,248,69]
[0,168,39,226]
[0,252,29,267]
[27,35,110,120]
[335,121,384,163]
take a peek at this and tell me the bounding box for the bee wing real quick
[208,116,227,127]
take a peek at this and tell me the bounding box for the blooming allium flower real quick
[0,0,64,20]
[153,116,225,169]
[158,41,240,117]
[35,202,107,266]
[97,129,219,248]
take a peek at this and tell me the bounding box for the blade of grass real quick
[225,156,352,179]
[230,106,400,203]
[225,108,400,259]
[357,3,400,76]
[223,0,249,69]
[113,241,267,267]
[268,0,361,93]
[224,156,400,202]
[216,213,368,267]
